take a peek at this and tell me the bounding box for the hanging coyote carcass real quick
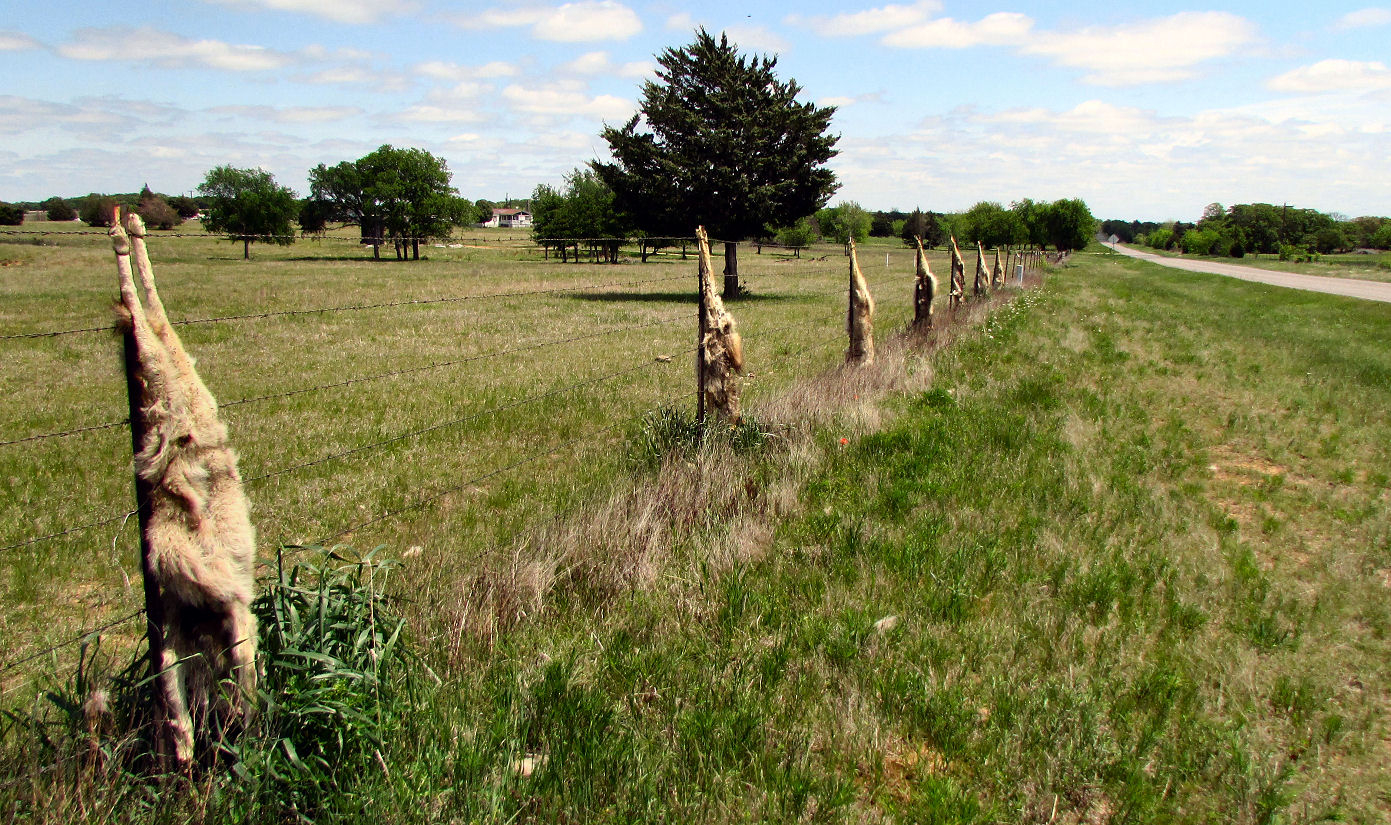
[111,212,257,765]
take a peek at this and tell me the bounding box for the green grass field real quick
[2,231,1388,823]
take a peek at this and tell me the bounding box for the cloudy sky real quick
[2,1,1389,221]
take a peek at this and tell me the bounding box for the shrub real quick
[235,547,433,817]
[43,197,76,222]
[629,405,774,468]
[79,195,118,227]
[0,202,23,225]
[136,197,182,230]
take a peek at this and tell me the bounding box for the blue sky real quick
[2,1,1389,221]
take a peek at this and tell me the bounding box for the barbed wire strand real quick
[326,390,699,542]
[0,271,694,341]
[244,345,697,487]
[0,609,145,676]
[0,309,697,448]
[0,418,130,448]
[0,509,137,555]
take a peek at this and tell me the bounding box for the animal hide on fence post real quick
[696,226,743,422]
[948,236,966,311]
[992,247,1005,289]
[846,239,876,365]
[913,236,936,331]
[973,241,989,297]
[111,210,258,768]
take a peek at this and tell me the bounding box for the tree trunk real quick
[243,238,249,259]
[722,241,739,298]
[412,238,419,260]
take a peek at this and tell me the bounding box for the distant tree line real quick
[1108,203,1391,260]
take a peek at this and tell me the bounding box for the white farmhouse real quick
[481,207,532,228]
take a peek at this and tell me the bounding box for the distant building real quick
[481,208,532,228]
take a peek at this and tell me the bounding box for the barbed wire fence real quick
[0,229,1051,696]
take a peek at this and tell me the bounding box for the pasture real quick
[2,230,1389,823]
[0,222,941,675]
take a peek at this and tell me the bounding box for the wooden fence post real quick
[696,242,707,426]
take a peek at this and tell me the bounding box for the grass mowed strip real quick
[5,243,1388,822]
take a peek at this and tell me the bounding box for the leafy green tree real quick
[43,197,76,222]
[962,201,1026,248]
[776,217,817,256]
[1010,199,1048,249]
[475,199,495,225]
[198,165,298,259]
[137,187,182,230]
[531,169,634,262]
[817,201,870,253]
[594,28,839,296]
[0,202,23,225]
[1146,227,1174,250]
[1372,223,1391,250]
[359,145,464,260]
[1312,225,1348,254]
[1043,198,1096,251]
[305,146,464,260]
[167,195,202,219]
[869,211,896,237]
[79,194,118,227]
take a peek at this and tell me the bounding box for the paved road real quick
[1102,243,1391,304]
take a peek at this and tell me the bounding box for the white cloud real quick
[1268,59,1391,93]
[1019,12,1258,86]
[1333,7,1391,30]
[295,66,411,91]
[208,105,363,123]
[721,25,791,54]
[559,51,651,77]
[0,31,42,51]
[201,0,418,24]
[58,26,294,72]
[791,2,941,37]
[665,12,696,31]
[395,105,487,123]
[500,83,632,119]
[831,97,1391,220]
[415,60,518,81]
[0,95,131,136]
[465,1,642,42]
[883,12,1033,49]
[818,92,885,108]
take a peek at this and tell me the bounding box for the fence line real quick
[0,233,1054,694]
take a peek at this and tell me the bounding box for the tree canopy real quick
[531,169,635,262]
[817,201,870,251]
[594,28,839,293]
[199,165,298,259]
[304,145,468,260]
